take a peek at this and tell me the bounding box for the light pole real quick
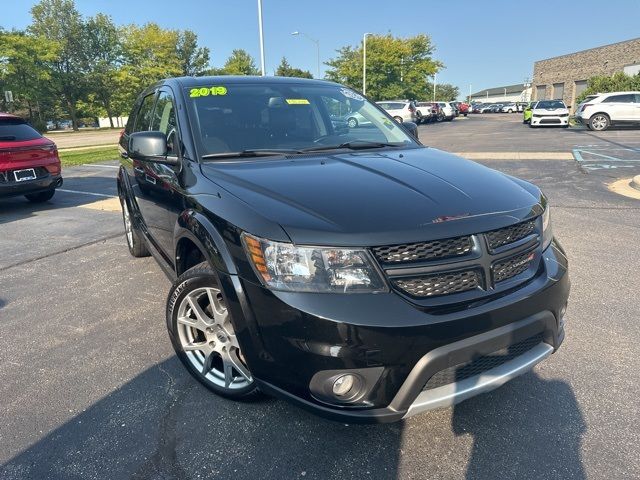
[291,31,320,78]
[257,0,266,76]
[362,33,371,95]
[432,73,437,101]
[468,84,472,104]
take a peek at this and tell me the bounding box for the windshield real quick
[536,100,565,109]
[186,83,416,157]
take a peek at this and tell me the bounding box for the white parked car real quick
[575,91,640,131]
[436,101,455,121]
[501,103,517,113]
[529,100,570,128]
[376,100,418,123]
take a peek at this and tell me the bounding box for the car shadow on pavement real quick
[0,176,120,226]
[452,371,586,480]
[0,357,403,480]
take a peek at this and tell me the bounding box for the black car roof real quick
[166,75,340,88]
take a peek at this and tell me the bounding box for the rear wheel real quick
[589,113,610,131]
[393,116,403,123]
[167,262,259,400]
[25,189,55,203]
[120,196,149,257]
[346,117,358,128]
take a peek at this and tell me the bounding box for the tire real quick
[436,114,444,122]
[508,109,513,113]
[347,117,358,128]
[120,196,149,257]
[463,113,467,117]
[25,189,55,203]
[589,113,610,131]
[167,261,260,400]
[393,116,403,123]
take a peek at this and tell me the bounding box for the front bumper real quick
[221,240,569,423]
[531,116,569,126]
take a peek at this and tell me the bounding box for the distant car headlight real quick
[541,201,553,250]
[241,233,387,293]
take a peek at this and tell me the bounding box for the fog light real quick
[332,374,356,397]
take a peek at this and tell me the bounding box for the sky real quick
[3,0,640,99]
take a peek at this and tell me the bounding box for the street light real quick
[291,31,320,79]
[257,0,266,76]
[362,33,372,95]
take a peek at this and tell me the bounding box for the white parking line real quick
[81,164,119,169]
[57,188,115,198]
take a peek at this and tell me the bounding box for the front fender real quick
[174,209,237,275]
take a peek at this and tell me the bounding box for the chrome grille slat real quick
[372,236,472,264]
[493,250,536,283]
[391,270,480,298]
[486,220,536,251]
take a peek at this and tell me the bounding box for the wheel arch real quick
[174,210,237,277]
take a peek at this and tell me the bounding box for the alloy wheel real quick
[176,287,252,390]
[591,115,608,131]
[122,200,134,249]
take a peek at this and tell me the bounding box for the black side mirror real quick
[129,131,179,166]
[402,121,419,139]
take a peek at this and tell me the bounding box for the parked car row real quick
[375,100,467,125]
[472,102,528,114]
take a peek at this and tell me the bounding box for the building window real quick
[536,85,547,101]
[553,83,564,100]
[574,80,588,98]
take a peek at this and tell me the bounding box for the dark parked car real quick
[118,76,569,423]
[0,113,62,202]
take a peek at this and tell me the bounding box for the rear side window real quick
[603,94,634,103]
[0,119,42,141]
[134,93,156,132]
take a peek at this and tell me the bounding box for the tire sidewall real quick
[166,264,257,398]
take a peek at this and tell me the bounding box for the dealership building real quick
[470,83,532,104]
[532,37,640,106]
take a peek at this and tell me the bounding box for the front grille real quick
[485,220,536,250]
[372,236,472,264]
[392,269,480,298]
[493,250,536,283]
[540,118,561,124]
[422,333,544,391]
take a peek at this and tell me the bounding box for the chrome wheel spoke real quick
[183,341,208,352]
[201,351,215,375]
[177,314,210,333]
[222,348,252,385]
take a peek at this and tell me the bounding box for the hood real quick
[532,107,569,114]
[200,147,542,246]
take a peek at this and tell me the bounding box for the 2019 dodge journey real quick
[117,76,569,423]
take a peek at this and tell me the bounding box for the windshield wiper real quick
[301,141,404,153]
[202,148,302,160]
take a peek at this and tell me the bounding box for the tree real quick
[221,49,259,76]
[84,13,121,127]
[275,57,313,78]
[425,82,459,101]
[116,23,182,114]
[176,30,210,76]
[325,34,442,101]
[0,30,58,126]
[576,71,640,104]
[29,0,88,130]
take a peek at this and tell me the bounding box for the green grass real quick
[59,146,120,167]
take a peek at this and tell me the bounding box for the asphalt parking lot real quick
[1,117,640,479]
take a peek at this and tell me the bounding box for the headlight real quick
[541,202,553,250]
[241,233,387,293]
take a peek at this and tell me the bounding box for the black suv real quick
[118,76,569,423]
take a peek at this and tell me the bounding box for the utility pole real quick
[468,84,472,104]
[257,0,266,76]
[362,33,371,95]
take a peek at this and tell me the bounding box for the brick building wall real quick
[532,38,640,106]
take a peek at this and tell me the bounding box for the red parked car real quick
[0,113,62,202]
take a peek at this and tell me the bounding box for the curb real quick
[631,175,640,192]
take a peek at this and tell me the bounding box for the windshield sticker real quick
[190,86,227,98]
[285,98,310,105]
[340,88,364,102]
